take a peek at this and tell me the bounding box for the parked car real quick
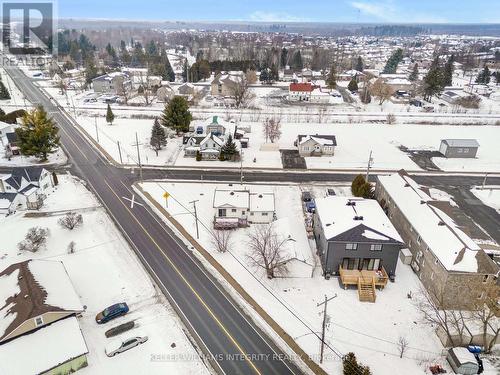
[301,191,312,202]
[105,335,148,357]
[410,99,423,107]
[96,302,129,324]
[306,201,316,213]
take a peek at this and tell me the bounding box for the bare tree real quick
[468,282,500,353]
[18,227,50,252]
[246,224,289,279]
[386,113,397,124]
[397,336,409,358]
[262,117,282,143]
[415,285,471,347]
[231,79,255,108]
[67,241,76,254]
[210,229,233,253]
[137,67,157,106]
[370,78,394,105]
[58,212,83,230]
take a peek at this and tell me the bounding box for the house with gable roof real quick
[0,260,88,374]
[295,134,337,157]
[313,196,404,302]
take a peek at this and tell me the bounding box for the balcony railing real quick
[339,266,389,288]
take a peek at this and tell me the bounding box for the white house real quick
[213,189,276,228]
[295,134,337,157]
[0,167,54,215]
[288,82,314,101]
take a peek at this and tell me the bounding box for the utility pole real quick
[317,294,337,364]
[94,114,100,143]
[240,150,244,185]
[482,173,489,190]
[365,150,373,182]
[133,132,143,181]
[117,141,123,164]
[189,200,200,239]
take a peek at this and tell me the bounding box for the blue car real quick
[95,302,129,324]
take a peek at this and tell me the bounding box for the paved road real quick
[4,65,303,375]
[5,62,500,374]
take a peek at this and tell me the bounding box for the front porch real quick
[339,265,389,303]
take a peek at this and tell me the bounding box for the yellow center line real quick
[103,179,262,375]
[57,120,90,162]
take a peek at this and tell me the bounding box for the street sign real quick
[163,192,170,199]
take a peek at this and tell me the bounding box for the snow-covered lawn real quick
[471,187,500,213]
[0,175,208,375]
[138,180,450,375]
[0,147,67,167]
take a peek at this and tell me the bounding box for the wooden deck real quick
[339,266,389,287]
[339,266,389,302]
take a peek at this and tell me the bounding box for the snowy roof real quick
[273,217,314,265]
[315,196,403,244]
[213,189,249,209]
[0,193,18,207]
[448,347,477,365]
[298,134,337,146]
[377,172,485,272]
[249,192,275,212]
[0,316,88,375]
[441,139,480,148]
[0,260,83,342]
[201,133,224,147]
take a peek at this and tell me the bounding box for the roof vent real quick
[404,183,410,187]
[438,221,445,226]
[24,294,29,299]
[346,201,356,206]
[326,223,331,227]
[258,194,263,198]
[230,191,235,195]
[420,200,426,204]
[353,216,364,221]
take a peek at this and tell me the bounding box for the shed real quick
[446,347,479,375]
[439,139,479,159]
[399,248,412,265]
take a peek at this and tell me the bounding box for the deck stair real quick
[357,278,376,302]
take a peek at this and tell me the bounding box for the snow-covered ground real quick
[138,180,453,375]
[471,186,500,213]
[0,66,33,111]
[69,110,500,173]
[0,174,208,375]
[0,147,67,167]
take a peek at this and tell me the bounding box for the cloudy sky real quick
[56,0,499,23]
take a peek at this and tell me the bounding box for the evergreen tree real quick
[408,63,419,82]
[355,56,364,72]
[221,134,238,161]
[0,81,11,100]
[291,50,303,71]
[347,77,358,92]
[422,57,444,101]
[351,175,366,196]
[161,96,192,134]
[84,57,99,86]
[383,48,403,74]
[16,106,60,162]
[476,65,491,84]
[259,68,269,83]
[443,54,455,87]
[280,48,288,68]
[150,118,167,156]
[326,64,337,89]
[105,104,115,125]
[343,352,372,375]
[182,60,188,82]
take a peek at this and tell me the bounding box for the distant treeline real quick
[357,25,428,37]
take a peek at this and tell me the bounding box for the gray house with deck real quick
[313,196,404,301]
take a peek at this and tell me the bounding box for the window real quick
[242,211,246,215]
[262,212,268,216]
[416,235,422,244]
[231,209,237,213]
[345,243,357,250]
[218,208,226,217]
[370,244,383,251]
[250,212,254,216]
[34,316,44,326]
